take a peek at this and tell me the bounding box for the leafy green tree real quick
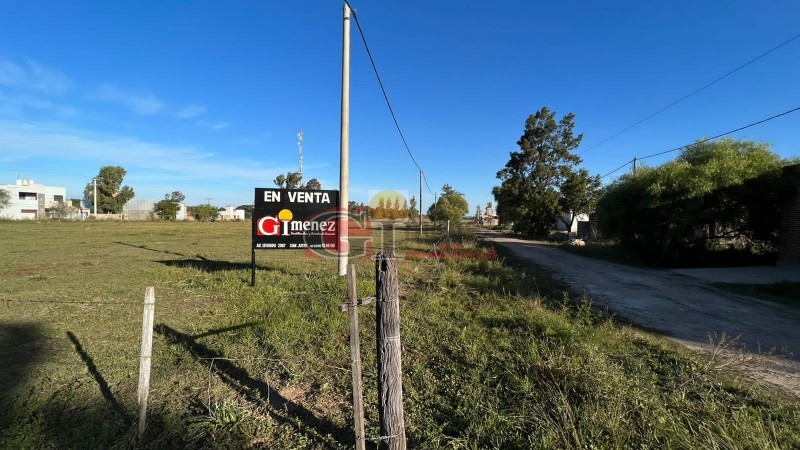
[305,178,321,190]
[274,172,303,189]
[0,189,9,209]
[597,138,792,265]
[428,184,469,224]
[493,107,582,236]
[83,166,135,214]
[558,168,601,231]
[408,196,418,220]
[191,204,220,222]
[153,191,185,221]
[50,201,72,221]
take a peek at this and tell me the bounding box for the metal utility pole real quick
[633,157,637,176]
[93,177,98,216]
[297,130,304,177]
[418,171,423,236]
[433,193,438,228]
[338,2,351,277]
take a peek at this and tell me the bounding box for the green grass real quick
[713,282,800,309]
[1,220,799,449]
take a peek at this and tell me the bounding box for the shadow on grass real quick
[0,322,47,401]
[193,321,264,339]
[157,256,302,281]
[114,241,187,257]
[66,331,130,421]
[155,323,350,447]
[158,257,254,272]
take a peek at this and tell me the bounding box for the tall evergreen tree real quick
[493,107,583,236]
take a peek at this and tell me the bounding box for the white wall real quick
[123,198,187,220]
[0,180,67,220]
[553,212,590,233]
[219,206,245,221]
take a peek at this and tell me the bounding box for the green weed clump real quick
[0,221,798,449]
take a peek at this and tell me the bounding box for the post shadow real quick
[66,331,130,421]
[155,324,350,446]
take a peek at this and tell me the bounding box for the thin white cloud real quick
[0,59,72,94]
[197,119,230,131]
[0,92,78,117]
[0,119,292,181]
[92,83,165,115]
[176,104,206,119]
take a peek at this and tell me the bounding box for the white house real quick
[0,180,68,220]
[553,212,590,234]
[218,205,245,221]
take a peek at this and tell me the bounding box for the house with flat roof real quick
[0,179,68,220]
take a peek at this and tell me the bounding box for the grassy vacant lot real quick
[1,220,799,449]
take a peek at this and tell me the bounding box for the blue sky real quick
[1,1,799,211]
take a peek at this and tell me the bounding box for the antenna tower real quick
[297,130,303,176]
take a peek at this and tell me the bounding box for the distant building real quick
[218,205,245,221]
[0,179,69,220]
[553,212,590,234]
[479,203,499,227]
[123,198,187,220]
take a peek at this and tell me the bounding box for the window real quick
[19,192,37,200]
[54,195,64,203]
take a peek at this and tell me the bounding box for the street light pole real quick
[93,177,98,217]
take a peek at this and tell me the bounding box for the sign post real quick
[251,188,340,285]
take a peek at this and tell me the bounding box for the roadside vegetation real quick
[598,138,797,267]
[713,281,800,309]
[1,221,799,449]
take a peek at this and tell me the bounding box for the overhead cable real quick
[581,32,800,156]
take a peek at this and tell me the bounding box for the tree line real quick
[493,106,798,266]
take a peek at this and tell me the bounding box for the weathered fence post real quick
[346,264,366,450]
[375,252,406,449]
[137,286,156,439]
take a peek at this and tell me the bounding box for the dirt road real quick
[483,232,800,396]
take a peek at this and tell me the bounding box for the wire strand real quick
[580,32,800,155]
[601,105,800,180]
[638,105,800,161]
[344,2,436,196]
[601,160,634,179]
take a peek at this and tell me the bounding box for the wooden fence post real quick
[137,286,156,439]
[375,252,406,449]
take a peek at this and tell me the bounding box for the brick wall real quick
[779,164,800,264]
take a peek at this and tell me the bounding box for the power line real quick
[581,32,800,156]
[600,105,800,179]
[601,159,634,179]
[344,1,436,196]
[638,105,800,160]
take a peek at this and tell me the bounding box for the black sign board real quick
[252,188,340,251]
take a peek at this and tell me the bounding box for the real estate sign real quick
[252,188,340,251]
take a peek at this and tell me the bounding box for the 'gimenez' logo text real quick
[256,209,337,236]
